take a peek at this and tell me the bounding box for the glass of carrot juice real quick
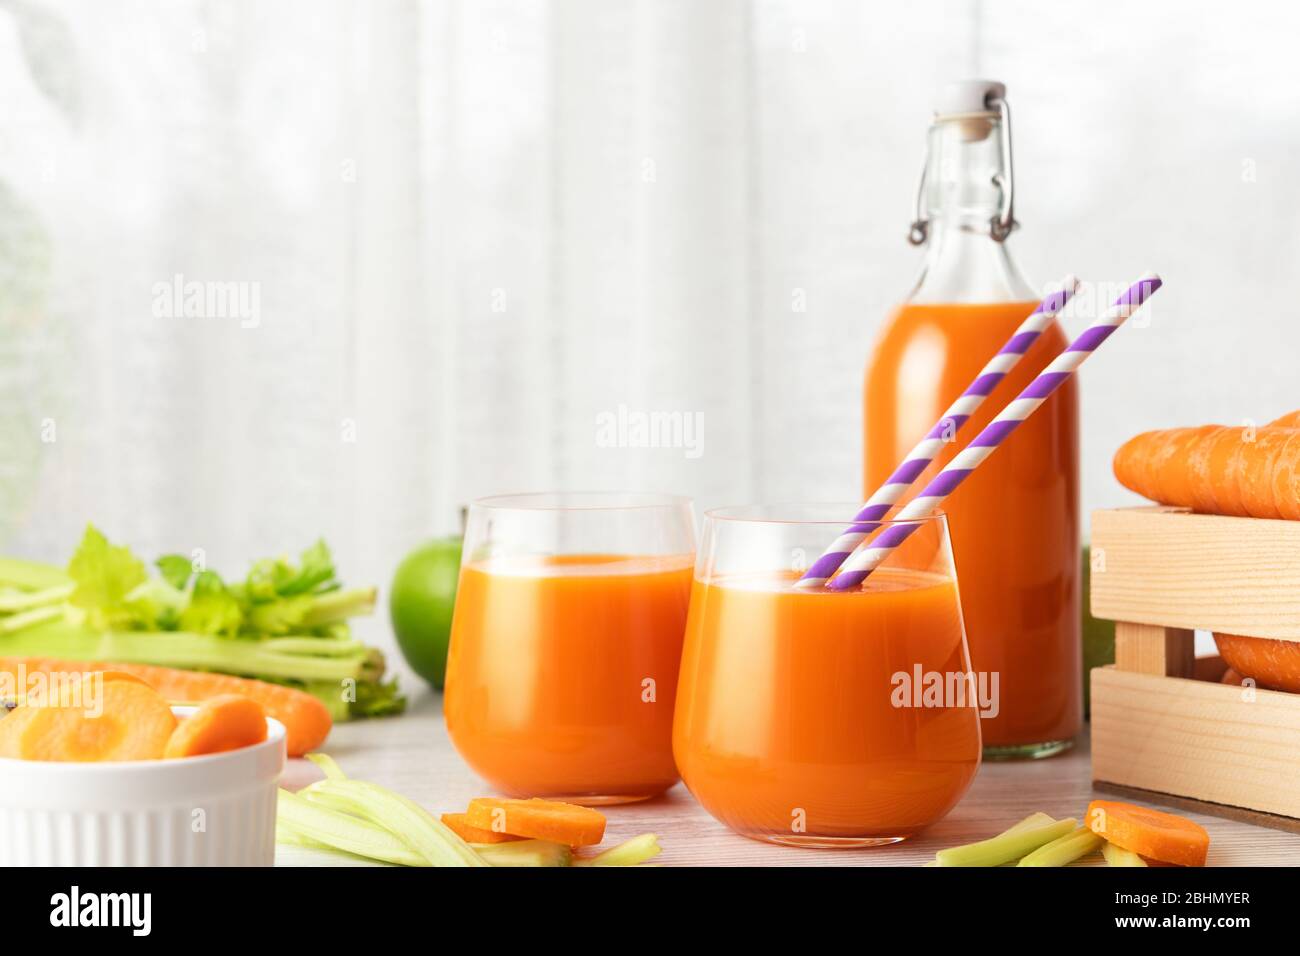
[673,505,983,846]
[444,493,696,804]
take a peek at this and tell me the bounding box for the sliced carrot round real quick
[94,670,154,689]
[464,797,606,847]
[0,706,40,758]
[440,812,522,844]
[1086,799,1209,867]
[164,694,268,759]
[18,681,177,762]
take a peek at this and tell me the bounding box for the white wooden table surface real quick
[278,687,1300,867]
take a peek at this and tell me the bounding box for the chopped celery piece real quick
[306,752,348,780]
[1002,812,1058,835]
[576,833,662,867]
[473,839,573,867]
[934,818,1078,867]
[305,779,487,867]
[277,789,425,866]
[1017,826,1103,867]
[1102,840,1148,867]
[923,813,1057,867]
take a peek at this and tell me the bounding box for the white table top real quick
[277,687,1300,867]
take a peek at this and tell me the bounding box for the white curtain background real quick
[3,0,1299,662]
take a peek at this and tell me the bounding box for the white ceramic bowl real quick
[0,706,285,866]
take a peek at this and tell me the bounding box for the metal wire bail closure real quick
[907,89,1017,245]
[988,93,1017,242]
[907,137,930,246]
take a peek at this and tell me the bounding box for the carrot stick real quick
[1085,800,1209,867]
[464,797,606,847]
[164,694,268,758]
[1113,424,1300,520]
[440,812,523,844]
[0,656,330,756]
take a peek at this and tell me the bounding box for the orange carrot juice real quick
[865,300,1080,754]
[444,553,693,803]
[673,568,982,845]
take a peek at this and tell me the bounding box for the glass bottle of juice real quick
[864,80,1080,758]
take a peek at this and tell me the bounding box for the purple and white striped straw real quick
[827,272,1163,592]
[795,276,1081,589]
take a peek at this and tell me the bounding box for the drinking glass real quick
[672,505,983,846]
[444,492,696,804]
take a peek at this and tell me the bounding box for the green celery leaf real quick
[156,554,195,590]
[66,524,149,630]
[245,557,290,602]
[246,540,337,601]
[288,539,337,594]
[349,678,407,718]
[178,570,244,637]
[124,577,187,631]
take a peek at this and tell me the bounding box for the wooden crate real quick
[1090,506,1300,831]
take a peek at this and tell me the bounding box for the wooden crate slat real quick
[1092,666,1300,819]
[1091,507,1300,641]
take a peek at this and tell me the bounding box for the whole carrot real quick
[1269,411,1300,429]
[0,656,330,756]
[1113,417,1300,521]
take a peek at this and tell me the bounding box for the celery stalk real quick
[263,637,366,657]
[298,587,377,627]
[275,821,319,848]
[276,820,346,855]
[1017,826,1103,867]
[0,583,73,614]
[0,557,71,592]
[473,840,573,867]
[1102,840,1148,867]
[276,820,404,866]
[0,618,368,681]
[305,752,348,780]
[0,604,61,634]
[934,818,1078,867]
[304,779,487,867]
[277,789,426,866]
[575,833,662,867]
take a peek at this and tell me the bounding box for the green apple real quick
[389,536,463,690]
